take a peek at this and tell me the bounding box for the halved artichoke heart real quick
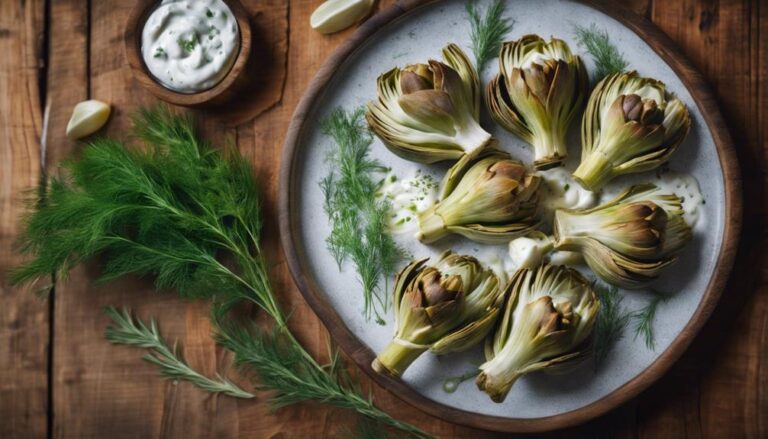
[416,147,541,244]
[371,251,507,377]
[486,35,588,170]
[552,184,692,289]
[366,44,492,164]
[477,264,599,403]
[573,71,691,191]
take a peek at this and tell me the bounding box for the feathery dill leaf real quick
[104,306,254,399]
[632,293,670,350]
[465,0,514,73]
[592,281,632,368]
[320,107,405,324]
[573,23,628,80]
[13,105,428,439]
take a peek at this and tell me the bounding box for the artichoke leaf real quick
[430,307,499,355]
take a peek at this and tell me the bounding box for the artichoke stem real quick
[371,340,427,377]
[532,133,567,170]
[572,152,614,191]
[456,119,492,154]
[416,210,447,243]
[476,370,522,403]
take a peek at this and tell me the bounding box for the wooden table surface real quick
[1,0,765,437]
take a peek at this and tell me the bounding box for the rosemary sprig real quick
[465,0,514,73]
[104,306,255,399]
[592,281,632,368]
[212,307,428,438]
[320,108,405,324]
[632,293,670,350]
[573,23,628,80]
[13,106,428,439]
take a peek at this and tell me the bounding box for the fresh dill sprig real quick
[442,368,479,394]
[320,107,405,324]
[592,281,632,368]
[465,0,514,73]
[13,106,428,439]
[632,293,670,350]
[573,23,628,80]
[104,306,255,399]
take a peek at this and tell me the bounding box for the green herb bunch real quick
[573,23,628,80]
[13,106,429,439]
[632,292,670,350]
[591,281,632,368]
[466,0,514,73]
[320,108,405,324]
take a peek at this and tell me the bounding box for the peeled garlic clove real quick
[310,0,374,35]
[66,100,111,140]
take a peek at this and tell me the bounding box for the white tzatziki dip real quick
[377,170,439,234]
[537,166,597,226]
[142,0,239,93]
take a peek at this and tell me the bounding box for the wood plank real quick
[639,0,767,438]
[47,1,241,438]
[0,0,48,437]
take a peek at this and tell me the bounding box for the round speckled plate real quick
[279,0,740,432]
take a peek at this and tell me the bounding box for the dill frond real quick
[13,105,428,439]
[592,281,632,368]
[320,108,405,323]
[573,23,628,80]
[104,306,255,399]
[465,0,514,73]
[632,293,670,350]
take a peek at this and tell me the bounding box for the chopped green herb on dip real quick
[141,0,239,93]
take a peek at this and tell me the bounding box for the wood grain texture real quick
[0,0,47,437]
[0,0,765,437]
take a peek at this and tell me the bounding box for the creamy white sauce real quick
[647,171,705,229]
[548,250,583,266]
[377,170,438,234]
[508,235,553,270]
[537,167,597,224]
[142,0,239,93]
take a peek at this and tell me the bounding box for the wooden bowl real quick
[124,0,252,107]
[279,0,742,433]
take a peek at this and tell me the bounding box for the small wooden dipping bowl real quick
[124,0,252,107]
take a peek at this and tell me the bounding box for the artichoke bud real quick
[486,35,588,170]
[416,147,541,244]
[477,264,599,402]
[552,184,692,288]
[372,251,505,377]
[574,72,691,191]
[366,44,491,164]
[401,64,434,90]
[621,94,664,126]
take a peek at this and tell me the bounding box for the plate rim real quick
[278,0,742,432]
